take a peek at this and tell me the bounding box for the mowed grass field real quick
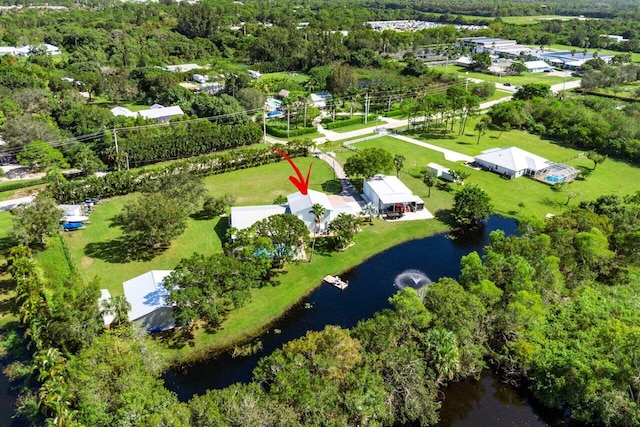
[339,118,640,220]
[61,157,340,296]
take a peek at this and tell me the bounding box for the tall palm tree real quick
[309,203,326,262]
[426,327,460,385]
[422,170,437,197]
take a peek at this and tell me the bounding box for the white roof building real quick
[110,106,137,118]
[123,270,174,332]
[523,60,552,72]
[138,105,184,121]
[230,205,288,230]
[363,175,425,216]
[475,147,551,178]
[0,46,17,55]
[287,190,333,231]
[111,105,184,122]
[230,190,362,233]
[165,63,203,72]
[311,92,331,108]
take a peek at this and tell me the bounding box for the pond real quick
[163,216,563,425]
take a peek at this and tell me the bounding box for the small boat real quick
[323,275,348,290]
[62,222,84,231]
[62,215,90,223]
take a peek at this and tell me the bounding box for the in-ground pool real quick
[266,98,282,110]
[545,174,566,183]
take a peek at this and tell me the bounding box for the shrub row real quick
[265,124,317,138]
[0,178,46,194]
[321,114,377,129]
[109,120,263,167]
[49,141,312,203]
[382,108,406,117]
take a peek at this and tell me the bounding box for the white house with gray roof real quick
[229,190,362,233]
[123,270,174,333]
[475,147,550,178]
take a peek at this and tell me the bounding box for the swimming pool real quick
[266,98,282,110]
[545,175,566,183]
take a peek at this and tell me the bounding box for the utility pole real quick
[364,93,369,124]
[262,108,267,143]
[113,129,120,171]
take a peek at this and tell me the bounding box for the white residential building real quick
[111,105,184,123]
[363,175,424,214]
[123,270,175,333]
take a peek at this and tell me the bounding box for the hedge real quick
[265,124,317,138]
[106,120,263,168]
[49,141,313,204]
[321,114,377,129]
[382,109,406,117]
[0,178,46,194]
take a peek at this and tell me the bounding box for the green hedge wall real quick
[321,114,377,129]
[113,120,263,167]
[49,142,312,204]
[265,124,317,138]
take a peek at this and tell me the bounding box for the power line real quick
[1,83,463,158]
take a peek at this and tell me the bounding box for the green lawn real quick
[24,124,640,363]
[590,83,640,99]
[344,118,640,219]
[61,157,339,296]
[162,216,451,361]
[259,71,310,84]
[502,15,594,24]
[330,121,383,134]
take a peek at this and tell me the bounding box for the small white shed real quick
[427,163,454,182]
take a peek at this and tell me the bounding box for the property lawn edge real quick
[161,217,453,365]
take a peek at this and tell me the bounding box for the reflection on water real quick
[164,217,519,398]
[435,370,559,427]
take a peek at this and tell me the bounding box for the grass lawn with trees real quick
[60,157,340,297]
[162,215,450,362]
[342,121,640,218]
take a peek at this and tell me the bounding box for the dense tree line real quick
[110,119,262,167]
[487,95,640,164]
[48,141,311,203]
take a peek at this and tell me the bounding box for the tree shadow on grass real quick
[321,179,342,194]
[0,276,18,318]
[85,238,166,263]
[156,327,195,350]
[190,210,216,221]
[311,236,334,257]
[434,208,456,228]
[213,217,229,244]
[0,236,16,257]
[456,140,474,145]
[539,197,560,207]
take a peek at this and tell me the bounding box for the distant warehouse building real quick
[523,60,553,73]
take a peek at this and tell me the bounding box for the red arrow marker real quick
[272,147,312,195]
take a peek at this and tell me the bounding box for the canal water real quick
[163,216,562,425]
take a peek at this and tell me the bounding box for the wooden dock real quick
[323,275,348,290]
